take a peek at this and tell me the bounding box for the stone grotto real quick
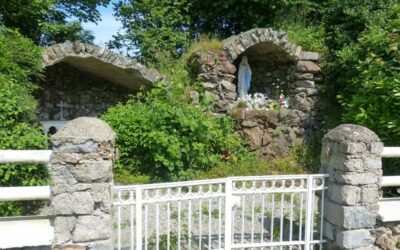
[189,28,325,156]
[38,28,325,156]
[37,41,163,134]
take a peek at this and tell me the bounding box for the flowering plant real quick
[237,93,289,110]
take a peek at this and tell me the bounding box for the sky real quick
[82,2,122,46]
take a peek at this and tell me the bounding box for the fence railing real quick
[113,174,328,250]
[0,150,54,249]
[378,147,400,222]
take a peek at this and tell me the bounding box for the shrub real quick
[0,27,48,216]
[199,146,315,179]
[280,22,328,54]
[102,83,248,183]
[335,4,400,144]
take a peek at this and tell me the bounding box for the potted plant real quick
[237,101,248,110]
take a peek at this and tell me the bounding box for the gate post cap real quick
[323,124,380,143]
[53,117,115,143]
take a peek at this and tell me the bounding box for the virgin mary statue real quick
[238,55,252,98]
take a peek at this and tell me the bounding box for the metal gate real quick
[112,174,327,249]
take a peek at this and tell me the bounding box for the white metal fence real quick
[113,174,328,250]
[0,149,53,249]
[378,147,400,222]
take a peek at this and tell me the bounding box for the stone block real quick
[293,73,313,80]
[241,120,258,127]
[328,184,361,205]
[243,127,263,151]
[221,79,236,92]
[324,199,376,229]
[327,154,365,172]
[53,192,94,215]
[296,61,321,73]
[300,51,321,61]
[338,142,367,154]
[201,82,217,90]
[54,217,76,245]
[363,156,382,170]
[224,91,237,100]
[323,221,338,241]
[72,214,111,242]
[336,229,373,249]
[375,230,397,250]
[361,186,379,204]
[51,164,78,185]
[334,172,378,186]
[71,160,112,182]
[369,142,384,155]
[262,132,273,146]
[294,80,315,88]
[52,183,91,195]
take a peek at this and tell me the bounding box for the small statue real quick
[238,56,252,98]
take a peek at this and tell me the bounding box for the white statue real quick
[238,55,252,98]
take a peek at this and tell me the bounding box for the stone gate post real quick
[321,124,383,249]
[50,117,115,249]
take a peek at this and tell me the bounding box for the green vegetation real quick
[0,0,399,218]
[102,83,248,183]
[0,0,110,45]
[199,146,314,179]
[0,27,48,216]
[113,0,324,64]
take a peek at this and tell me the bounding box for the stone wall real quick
[50,117,115,249]
[36,63,131,121]
[190,28,325,156]
[320,124,400,250]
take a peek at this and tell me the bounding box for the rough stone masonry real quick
[189,28,325,157]
[321,124,383,249]
[50,117,115,249]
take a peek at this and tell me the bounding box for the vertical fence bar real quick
[208,196,212,249]
[188,189,192,249]
[241,194,245,244]
[319,187,325,246]
[224,178,233,249]
[136,187,143,250]
[144,204,148,250]
[167,200,171,250]
[218,191,222,249]
[270,193,275,242]
[304,176,313,250]
[130,191,134,250]
[118,205,121,250]
[251,193,255,245]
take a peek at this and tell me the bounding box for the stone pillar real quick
[50,117,115,249]
[321,124,383,249]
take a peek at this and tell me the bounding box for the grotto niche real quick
[191,28,325,156]
[37,41,163,134]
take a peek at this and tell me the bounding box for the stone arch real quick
[192,28,324,157]
[222,28,303,64]
[42,41,163,89]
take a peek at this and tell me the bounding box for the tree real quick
[112,0,324,64]
[0,26,48,216]
[322,0,397,52]
[0,0,110,45]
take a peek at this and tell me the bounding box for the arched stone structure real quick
[222,28,303,63]
[38,42,163,134]
[190,28,324,157]
[42,41,163,89]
